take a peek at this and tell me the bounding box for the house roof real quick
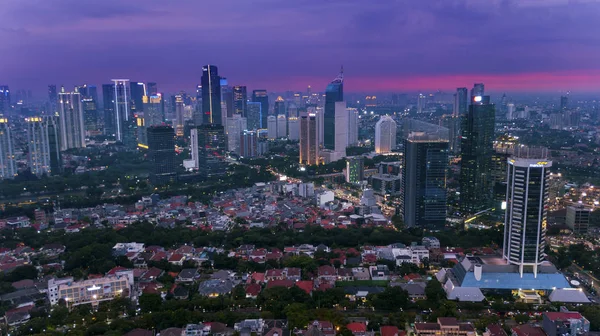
[511,325,546,336]
[124,328,154,336]
[380,326,401,336]
[267,279,295,289]
[168,253,185,262]
[245,283,262,296]
[347,322,367,333]
[486,324,508,336]
[544,312,584,321]
[296,281,313,294]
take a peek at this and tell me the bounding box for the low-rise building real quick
[414,318,475,336]
[542,311,590,336]
[48,271,133,307]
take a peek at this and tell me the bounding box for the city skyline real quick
[2,1,600,94]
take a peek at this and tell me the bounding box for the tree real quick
[139,293,162,313]
[232,284,246,301]
[425,279,445,303]
[284,303,310,329]
[368,286,408,311]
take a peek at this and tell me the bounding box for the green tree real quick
[425,279,445,303]
[139,293,163,313]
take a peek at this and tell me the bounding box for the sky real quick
[2,0,600,95]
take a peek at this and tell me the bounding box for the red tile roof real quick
[296,281,313,294]
[245,283,262,297]
[545,312,584,321]
[347,322,367,333]
[266,279,295,289]
[380,326,400,336]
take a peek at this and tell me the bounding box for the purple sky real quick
[2,0,600,94]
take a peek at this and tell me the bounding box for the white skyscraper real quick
[26,117,51,176]
[175,94,184,137]
[0,118,16,179]
[226,114,247,154]
[277,114,287,138]
[111,79,130,142]
[506,103,515,121]
[58,86,86,150]
[347,107,359,146]
[267,115,277,140]
[288,117,300,141]
[190,128,199,169]
[334,101,348,155]
[375,115,397,154]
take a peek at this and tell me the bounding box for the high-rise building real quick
[102,84,116,136]
[252,90,269,129]
[233,86,247,117]
[300,114,319,165]
[147,125,177,184]
[221,79,233,120]
[345,156,364,184]
[460,92,496,214]
[201,65,222,125]
[334,101,348,156]
[58,86,86,150]
[277,114,287,138]
[471,83,484,98]
[287,103,298,118]
[226,114,247,154]
[274,96,286,117]
[503,147,551,277]
[453,88,468,117]
[288,117,300,141]
[417,93,426,114]
[78,84,98,103]
[267,116,277,140]
[240,130,258,158]
[48,85,58,114]
[82,97,98,132]
[402,131,449,229]
[111,79,131,142]
[130,82,146,113]
[26,117,52,176]
[566,205,590,235]
[246,102,262,130]
[375,115,397,154]
[147,82,158,95]
[0,86,10,116]
[347,107,359,146]
[324,68,344,150]
[0,118,16,179]
[560,95,568,111]
[136,115,147,148]
[506,103,515,121]
[196,124,227,178]
[174,94,185,137]
[46,116,63,175]
[144,93,165,126]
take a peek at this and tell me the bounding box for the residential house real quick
[347,322,367,336]
[352,268,370,281]
[542,311,590,336]
[369,265,390,281]
[198,279,234,297]
[414,318,476,336]
[511,325,546,336]
[177,269,199,283]
[318,266,337,283]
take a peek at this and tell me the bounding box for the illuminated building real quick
[453,88,468,117]
[503,147,551,277]
[48,85,58,114]
[143,93,165,126]
[267,116,277,140]
[345,156,364,184]
[26,117,54,176]
[277,114,287,138]
[0,86,10,115]
[175,94,185,136]
[129,82,146,113]
[0,118,16,179]
[324,67,343,150]
[287,117,299,141]
[417,93,426,114]
[58,86,86,150]
[147,125,177,184]
[334,101,348,156]
[201,65,222,125]
[374,115,396,154]
[102,84,115,136]
[460,89,495,214]
[566,205,590,235]
[240,130,258,158]
[274,96,285,116]
[226,114,247,154]
[365,95,377,107]
[300,114,319,165]
[195,124,227,178]
[246,102,262,130]
[82,97,98,132]
[470,83,484,98]
[48,271,133,307]
[136,115,147,148]
[402,131,449,229]
[233,86,247,117]
[111,79,131,142]
[347,108,359,146]
[221,79,233,120]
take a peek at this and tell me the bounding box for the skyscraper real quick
[174,94,185,136]
[130,82,146,113]
[226,114,247,154]
[453,88,468,117]
[196,124,227,178]
[221,79,233,120]
[560,95,568,111]
[46,116,63,175]
[347,107,359,146]
[48,85,58,114]
[144,93,165,126]
[82,97,98,132]
[58,86,86,150]
[147,82,158,95]
[277,114,287,138]
[287,117,300,141]
[402,131,449,229]
[345,156,364,184]
[0,118,16,179]
[201,65,222,125]
[111,79,131,142]
[374,115,397,154]
[233,86,247,117]
[300,114,319,165]
[0,86,10,115]
[503,147,551,277]
[26,117,51,176]
[102,84,116,136]
[334,101,348,155]
[252,90,269,128]
[267,115,277,140]
[460,91,496,214]
[147,125,177,184]
[240,130,258,158]
[246,102,262,130]
[274,96,286,116]
[471,83,484,98]
[324,68,344,150]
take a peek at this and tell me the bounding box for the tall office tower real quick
[453,88,468,117]
[288,103,298,118]
[417,93,426,114]
[334,101,348,155]
[252,90,269,128]
[48,85,58,113]
[221,79,233,119]
[111,79,131,142]
[82,97,98,132]
[345,156,364,184]
[459,93,496,214]
[87,85,98,103]
[58,86,86,150]
[240,130,258,158]
[506,103,515,121]
[233,86,247,117]
[102,84,116,136]
[202,65,222,125]
[147,82,158,95]
[374,115,397,154]
[402,131,449,229]
[277,114,287,138]
[136,115,147,148]
[246,102,262,130]
[0,118,16,179]
[274,96,286,116]
[503,147,551,277]
[566,205,590,235]
[560,95,568,111]
[130,82,146,113]
[174,94,184,136]
[46,116,62,175]
[267,116,278,139]
[226,114,247,154]
[196,124,227,178]
[147,125,177,184]
[324,68,344,150]
[347,107,359,146]
[288,117,300,141]
[299,114,319,165]
[315,107,325,146]
[470,83,484,98]
[144,93,165,126]
[26,117,51,176]
[0,86,10,115]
